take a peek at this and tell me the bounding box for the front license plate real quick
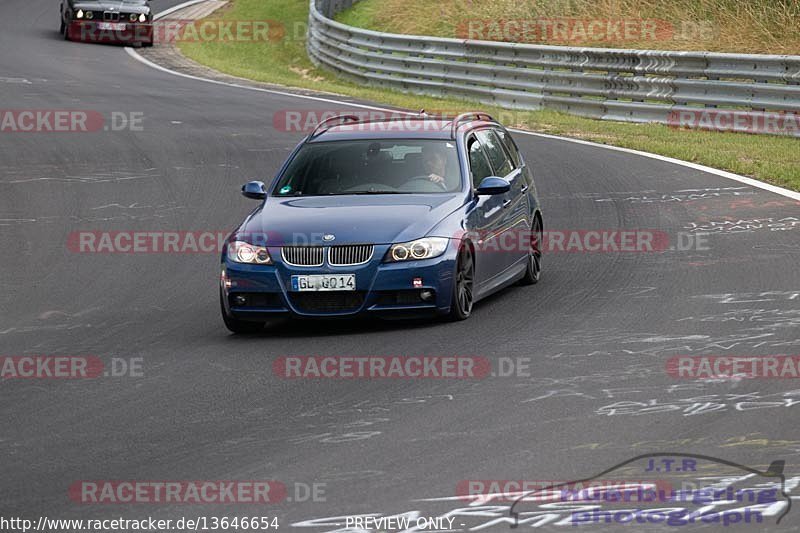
[291,274,355,292]
[98,22,127,31]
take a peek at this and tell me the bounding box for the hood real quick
[73,1,150,14]
[237,194,465,246]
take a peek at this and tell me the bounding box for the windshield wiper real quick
[333,191,407,195]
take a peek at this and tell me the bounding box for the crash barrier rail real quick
[307,0,800,136]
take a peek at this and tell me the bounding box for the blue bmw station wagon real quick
[220,112,543,332]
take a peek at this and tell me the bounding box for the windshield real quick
[272,140,462,196]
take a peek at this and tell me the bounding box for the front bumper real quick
[221,243,458,320]
[68,20,154,44]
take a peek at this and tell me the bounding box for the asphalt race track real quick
[2,0,800,531]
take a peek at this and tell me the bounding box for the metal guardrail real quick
[307,0,800,136]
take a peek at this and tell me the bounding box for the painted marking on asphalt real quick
[0,77,32,84]
[521,131,800,202]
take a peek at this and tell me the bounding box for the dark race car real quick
[60,0,154,47]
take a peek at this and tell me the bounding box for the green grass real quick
[337,0,800,54]
[178,0,800,192]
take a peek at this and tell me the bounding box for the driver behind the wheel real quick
[421,148,448,187]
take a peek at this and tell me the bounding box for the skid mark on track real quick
[593,187,757,204]
[676,309,800,332]
[288,395,462,446]
[597,390,800,417]
[547,331,798,359]
[692,290,800,304]
[685,216,800,234]
[4,168,160,186]
[571,434,800,453]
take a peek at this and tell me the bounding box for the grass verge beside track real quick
[338,0,800,54]
[178,0,800,192]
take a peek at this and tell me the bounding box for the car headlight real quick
[228,241,272,265]
[129,13,138,22]
[386,237,448,262]
[85,11,94,19]
[139,13,147,23]
[76,9,84,19]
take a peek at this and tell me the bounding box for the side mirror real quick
[475,176,511,196]
[767,460,785,477]
[241,181,267,200]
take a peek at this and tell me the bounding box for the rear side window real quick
[467,137,493,188]
[494,128,522,168]
[475,130,513,177]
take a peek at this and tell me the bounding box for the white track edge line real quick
[126,2,800,202]
[509,130,800,202]
[153,0,209,20]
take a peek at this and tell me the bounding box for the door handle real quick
[502,199,512,208]
[521,185,529,193]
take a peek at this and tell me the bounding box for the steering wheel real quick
[405,175,449,192]
[343,183,399,193]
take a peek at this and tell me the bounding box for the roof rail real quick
[309,114,362,138]
[450,111,496,137]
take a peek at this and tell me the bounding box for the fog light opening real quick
[420,290,434,302]
[221,268,233,289]
[234,295,247,306]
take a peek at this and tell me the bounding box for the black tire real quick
[142,41,154,48]
[63,20,71,40]
[519,215,542,285]
[60,20,66,35]
[447,245,474,321]
[220,291,264,334]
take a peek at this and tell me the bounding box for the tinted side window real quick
[495,128,522,168]
[475,130,513,177]
[467,137,493,188]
